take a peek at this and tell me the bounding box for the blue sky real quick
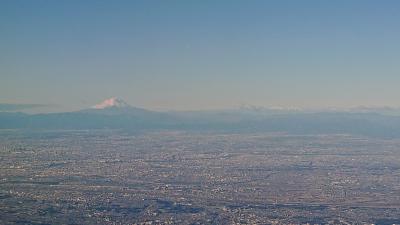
[1,0,400,111]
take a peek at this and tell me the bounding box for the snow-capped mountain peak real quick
[93,97,130,109]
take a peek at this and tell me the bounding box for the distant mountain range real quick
[2,97,400,137]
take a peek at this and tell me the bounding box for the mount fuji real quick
[81,97,153,116]
[93,97,130,109]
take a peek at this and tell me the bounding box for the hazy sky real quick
[1,0,400,111]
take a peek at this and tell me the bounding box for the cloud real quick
[0,103,47,112]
